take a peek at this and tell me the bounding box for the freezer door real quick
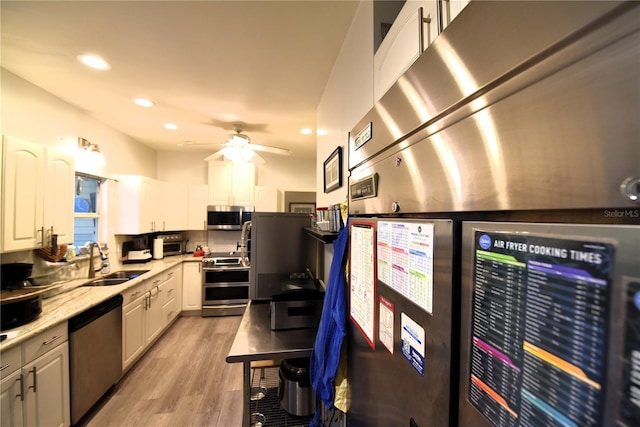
[458,222,640,427]
[347,218,458,426]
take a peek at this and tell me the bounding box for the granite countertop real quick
[0,254,203,352]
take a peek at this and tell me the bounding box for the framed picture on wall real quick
[289,203,316,214]
[323,146,343,193]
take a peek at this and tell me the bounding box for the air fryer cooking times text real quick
[469,231,613,427]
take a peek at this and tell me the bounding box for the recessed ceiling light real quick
[134,98,154,107]
[317,129,328,136]
[300,128,313,135]
[77,54,111,70]
[164,123,178,130]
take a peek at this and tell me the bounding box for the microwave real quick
[207,205,253,230]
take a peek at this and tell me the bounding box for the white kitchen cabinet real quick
[122,282,147,370]
[442,0,471,30]
[122,267,182,372]
[161,264,182,324]
[1,135,75,253]
[114,175,158,234]
[44,151,75,247]
[182,261,202,312]
[254,186,282,212]
[0,322,70,427]
[159,181,188,232]
[373,1,438,102]
[145,275,165,346]
[1,346,24,427]
[23,343,70,427]
[186,184,208,230]
[207,160,255,206]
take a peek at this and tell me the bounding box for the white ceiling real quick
[1,0,360,160]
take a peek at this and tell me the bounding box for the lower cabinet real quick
[0,322,70,427]
[122,264,183,372]
[182,261,202,312]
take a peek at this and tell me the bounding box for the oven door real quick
[202,267,250,316]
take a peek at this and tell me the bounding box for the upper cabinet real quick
[374,1,439,102]
[114,175,188,234]
[207,160,255,206]
[373,0,471,103]
[1,135,74,253]
[186,184,207,230]
[442,0,471,30]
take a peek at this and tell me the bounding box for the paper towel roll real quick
[153,238,163,259]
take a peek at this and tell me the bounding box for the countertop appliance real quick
[344,2,639,427]
[68,294,123,425]
[201,252,250,316]
[122,237,152,264]
[0,263,42,330]
[154,232,184,257]
[207,205,253,230]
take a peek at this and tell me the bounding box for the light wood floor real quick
[80,315,244,427]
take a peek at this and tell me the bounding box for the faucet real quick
[88,243,107,279]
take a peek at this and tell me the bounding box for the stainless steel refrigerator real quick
[344,2,639,426]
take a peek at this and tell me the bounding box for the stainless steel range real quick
[201,253,250,317]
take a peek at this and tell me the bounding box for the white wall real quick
[316,1,374,209]
[1,69,157,178]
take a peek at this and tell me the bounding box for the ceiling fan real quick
[184,124,291,162]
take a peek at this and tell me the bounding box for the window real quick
[73,174,102,253]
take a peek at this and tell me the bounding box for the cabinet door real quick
[187,184,208,230]
[122,297,146,370]
[146,285,164,345]
[442,0,470,29]
[160,181,188,232]
[1,135,46,252]
[182,262,202,311]
[23,343,70,427]
[44,150,75,245]
[140,177,159,233]
[207,160,232,205]
[164,265,182,319]
[0,369,24,427]
[373,1,427,102]
[230,161,255,205]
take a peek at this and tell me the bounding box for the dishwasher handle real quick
[68,294,123,332]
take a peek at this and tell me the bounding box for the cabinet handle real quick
[0,363,11,372]
[131,290,140,299]
[37,227,45,246]
[28,367,37,393]
[16,374,24,401]
[43,335,62,346]
[167,272,174,278]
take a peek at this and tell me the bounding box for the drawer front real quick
[0,345,22,378]
[121,281,147,306]
[23,321,68,364]
[147,273,165,289]
[162,297,178,324]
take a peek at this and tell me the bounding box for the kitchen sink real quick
[102,270,150,280]
[83,270,150,287]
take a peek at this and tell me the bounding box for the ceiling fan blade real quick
[248,144,291,156]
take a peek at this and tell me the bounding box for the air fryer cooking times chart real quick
[469,231,614,427]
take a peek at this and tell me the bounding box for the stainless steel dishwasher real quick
[68,294,123,425]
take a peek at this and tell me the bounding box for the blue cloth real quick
[309,218,350,426]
